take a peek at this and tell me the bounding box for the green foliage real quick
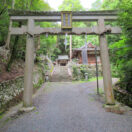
[102,0,120,10]
[120,60,132,93]
[0,0,51,45]
[72,65,79,80]
[103,0,132,93]
[36,57,49,75]
[119,0,132,46]
[72,65,98,80]
[116,0,132,93]
[59,0,84,11]
[37,35,57,56]
[0,0,54,70]
[15,0,51,10]
[0,1,10,46]
[34,78,44,89]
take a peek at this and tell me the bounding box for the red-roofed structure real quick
[72,42,101,65]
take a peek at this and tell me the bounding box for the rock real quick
[104,104,124,114]
[19,106,35,112]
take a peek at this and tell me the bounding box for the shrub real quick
[72,64,101,81]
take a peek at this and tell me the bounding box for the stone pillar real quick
[98,19,115,105]
[23,19,35,107]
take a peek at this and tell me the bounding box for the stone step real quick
[50,66,72,82]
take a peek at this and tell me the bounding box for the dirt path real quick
[0,80,132,132]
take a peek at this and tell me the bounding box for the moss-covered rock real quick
[114,86,132,107]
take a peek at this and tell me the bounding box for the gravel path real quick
[0,80,132,132]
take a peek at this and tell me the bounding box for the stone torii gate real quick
[8,10,121,108]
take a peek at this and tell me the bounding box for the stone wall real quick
[0,65,44,112]
[0,76,24,111]
[114,88,132,107]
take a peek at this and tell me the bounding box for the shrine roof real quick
[58,55,69,60]
[73,42,100,51]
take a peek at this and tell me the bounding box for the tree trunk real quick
[5,0,15,49]
[12,0,15,8]
[70,35,72,61]
[30,0,33,9]
[6,22,22,71]
[56,35,59,48]
[36,36,40,50]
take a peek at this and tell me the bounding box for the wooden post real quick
[23,19,35,107]
[98,19,115,105]
[95,47,99,95]
[70,35,72,61]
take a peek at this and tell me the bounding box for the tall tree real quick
[102,0,120,10]
[5,0,15,49]
[117,0,132,93]
[3,0,52,70]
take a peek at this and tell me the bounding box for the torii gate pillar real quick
[98,19,115,105]
[23,19,35,107]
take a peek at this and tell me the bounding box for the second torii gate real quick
[8,10,121,108]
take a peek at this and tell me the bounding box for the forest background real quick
[0,0,132,94]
